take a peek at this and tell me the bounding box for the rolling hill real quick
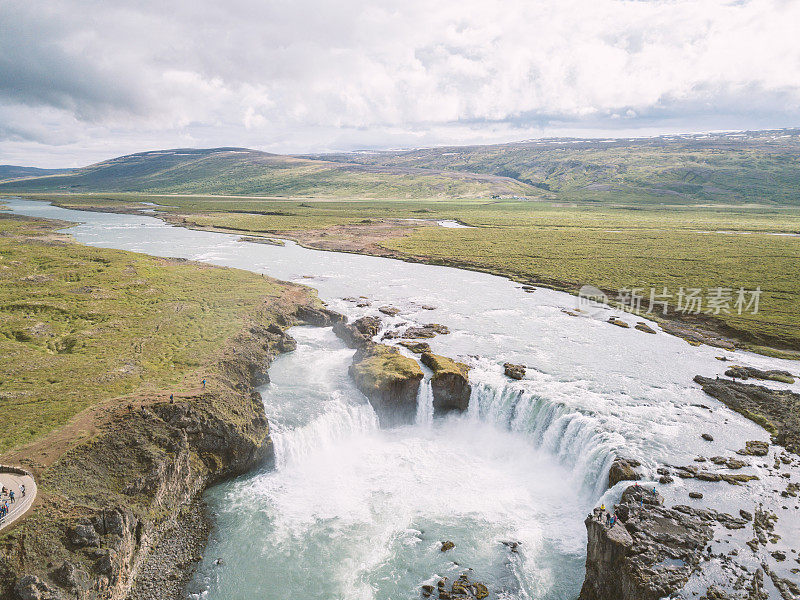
[3,130,800,205]
[0,147,536,199]
[308,129,800,206]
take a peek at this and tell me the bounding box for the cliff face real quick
[579,486,714,600]
[0,304,340,600]
[349,342,423,427]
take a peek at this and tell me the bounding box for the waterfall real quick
[270,391,379,469]
[468,380,618,497]
[415,379,434,426]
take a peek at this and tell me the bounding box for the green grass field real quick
[13,193,799,353]
[0,213,301,454]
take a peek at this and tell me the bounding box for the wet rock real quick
[441,541,455,552]
[634,322,657,334]
[689,491,703,499]
[294,305,346,327]
[398,340,431,354]
[608,457,641,488]
[738,441,769,457]
[739,509,753,521]
[421,352,471,414]
[422,584,435,597]
[333,316,381,348]
[694,375,799,455]
[579,485,713,600]
[378,306,401,316]
[772,551,787,561]
[607,316,630,328]
[659,475,674,484]
[701,433,714,441]
[503,363,526,380]
[349,342,423,427]
[724,366,795,384]
[402,323,451,339]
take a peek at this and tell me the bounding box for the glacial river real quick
[5,198,799,599]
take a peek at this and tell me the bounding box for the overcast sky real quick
[2,0,800,167]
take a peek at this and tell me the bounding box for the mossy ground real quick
[351,344,422,393]
[421,352,469,379]
[0,213,299,455]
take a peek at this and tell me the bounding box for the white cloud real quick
[1,0,799,165]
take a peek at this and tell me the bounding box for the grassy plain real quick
[11,193,800,353]
[0,212,298,454]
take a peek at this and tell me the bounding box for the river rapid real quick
[5,198,799,599]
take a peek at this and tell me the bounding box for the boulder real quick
[608,457,641,488]
[737,440,769,456]
[333,316,381,348]
[378,306,401,316]
[67,523,100,548]
[701,433,714,441]
[440,541,455,552]
[503,363,526,380]
[294,305,346,327]
[397,340,431,354]
[401,323,450,339]
[634,322,657,334]
[608,316,630,328]
[349,342,423,427]
[420,352,471,414]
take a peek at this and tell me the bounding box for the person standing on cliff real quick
[9,490,14,504]
[202,379,206,388]
[19,484,24,498]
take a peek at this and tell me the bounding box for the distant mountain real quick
[3,130,799,204]
[0,147,535,199]
[308,129,800,205]
[0,165,73,182]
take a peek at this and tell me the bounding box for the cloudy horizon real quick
[2,0,800,168]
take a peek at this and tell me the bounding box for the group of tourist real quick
[0,483,24,524]
[600,483,661,528]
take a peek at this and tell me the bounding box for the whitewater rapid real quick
[5,198,799,598]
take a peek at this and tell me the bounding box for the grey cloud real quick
[1,0,799,165]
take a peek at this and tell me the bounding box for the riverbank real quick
[13,194,798,359]
[0,212,341,599]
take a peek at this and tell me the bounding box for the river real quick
[5,198,799,599]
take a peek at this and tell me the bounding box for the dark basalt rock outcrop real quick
[425,573,489,599]
[503,363,526,380]
[293,305,346,327]
[349,342,423,427]
[723,366,795,384]
[333,316,381,348]
[579,486,713,600]
[693,375,800,454]
[608,457,642,487]
[401,323,450,339]
[420,352,471,414]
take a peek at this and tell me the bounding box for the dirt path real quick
[0,470,36,530]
